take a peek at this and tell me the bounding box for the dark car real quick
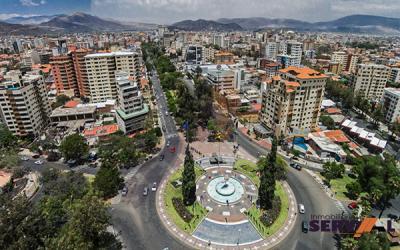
[302,221,309,233]
[67,159,77,167]
[159,154,164,161]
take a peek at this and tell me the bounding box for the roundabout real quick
[156,155,298,249]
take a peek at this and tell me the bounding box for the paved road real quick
[234,131,341,250]
[110,68,189,250]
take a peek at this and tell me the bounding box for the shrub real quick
[172,197,193,223]
[260,197,281,227]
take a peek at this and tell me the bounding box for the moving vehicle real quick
[290,163,302,171]
[348,201,358,209]
[302,221,309,233]
[166,140,170,147]
[143,187,148,196]
[121,186,128,197]
[159,154,164,161]
[34,160,43,165]
[169,146,176,153]
[151,182,157,192]
[299,204,305,214]
[20,156,29,161]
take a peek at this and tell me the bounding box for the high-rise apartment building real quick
[260,66,327,136]
[0,71,51,136]
[352,64,390,100]
[85,51,141,103]
[115,71,149,134]
[265,41,278,60]
[382,88,400,123]
[185,45,203,65]
[279,41,302,67]
[331,51,347,65]
[344,54,359,73]
[50,54,79,96]
[71,49,91,96]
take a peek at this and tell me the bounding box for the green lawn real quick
[233,158,289,238]
[233,158,259,185]
[329,174,356,201]
[246,182,289,238]
[164,165,207,233]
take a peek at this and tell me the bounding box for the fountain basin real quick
[207,176,244,204]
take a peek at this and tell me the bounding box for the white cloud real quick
[90,0,400,23]
[20,0,46,7]
[0,13,38,20]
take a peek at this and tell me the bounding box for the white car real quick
[34,160,44,165]
[151,182,157,192]
[20,156,29,161]
[299,204,305,214]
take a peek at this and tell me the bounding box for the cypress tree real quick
[182,144,196,205]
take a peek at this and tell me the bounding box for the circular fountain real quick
[207,175,245,204]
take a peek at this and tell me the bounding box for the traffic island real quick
[157,156,297,249]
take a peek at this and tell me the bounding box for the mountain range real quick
[0,12,157,35]
[217,15,400,34]
[1,13,400,35]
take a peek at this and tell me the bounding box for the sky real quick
[1,0,400,24]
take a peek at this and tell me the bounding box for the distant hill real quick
[0,21,49,35]
[170,19,243,31]
[39,12,136,32]
[5,15,61,25]
[217,15,400,34]
[1,12,156,34]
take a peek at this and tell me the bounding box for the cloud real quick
[90,0,400,23]
[20,0,46,7]
[0,13,38,20]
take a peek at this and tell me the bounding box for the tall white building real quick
[278,40,302,67]
[352,64,390,100]
[115,71,149,134]
[213,34,225,48]
[382,88,400,123]
[85,51,141,103]
[260,66,327,136]
[265,42,278,60]
[0,70,51,136]
[331,51,347,65]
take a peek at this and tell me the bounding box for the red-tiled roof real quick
[64,100,79,108]
[326,108,342,114]
[83,124,119,137]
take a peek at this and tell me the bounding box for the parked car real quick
[32,154,40,159]
[20,156,29,161]
[143,187,148,196]
[348,202,358,209]
[67,159,77,167]
[302,221,309,233]
[387,213,399,221]
[299,204,305,214]
[151,182,157,192]
[34,160,43,165]
[121,186,128,197]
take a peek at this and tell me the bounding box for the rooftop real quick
[85,51,135,59]
[280,66,327,79]
[384,87,400,97]
[116,104,149,120]
[83,124,119,137]
[51,106,96,117]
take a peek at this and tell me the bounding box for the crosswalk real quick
[335,201,350,215]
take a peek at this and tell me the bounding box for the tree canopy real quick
[59,133,89,161]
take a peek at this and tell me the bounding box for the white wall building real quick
[115,71,149,134]
[0,71,51,136]
[382,88,400,123]
[265,42,278,60]
[85,51,141,103]
[352,64,390,100]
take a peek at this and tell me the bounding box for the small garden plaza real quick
[156,153,297,249]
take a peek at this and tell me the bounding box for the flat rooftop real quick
[51,106,96,117]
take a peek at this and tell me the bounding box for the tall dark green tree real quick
[258,137,279,210]
[93,163,124,199]
[181,145,196,205]
[59,133,89,161]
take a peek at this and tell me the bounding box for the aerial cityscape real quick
[1,0,400,249]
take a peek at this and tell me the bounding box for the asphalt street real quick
[109,70,189,250]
